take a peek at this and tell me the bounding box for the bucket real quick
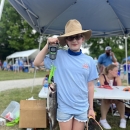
[1,101,20,121]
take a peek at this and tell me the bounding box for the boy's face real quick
[65,34,84,52]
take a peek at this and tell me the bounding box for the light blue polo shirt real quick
[44,49,98,114]
[98,53,113,67]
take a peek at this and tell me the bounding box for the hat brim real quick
[58,30,92,46]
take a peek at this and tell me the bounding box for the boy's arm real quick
[88,81,96,119]
[88,81,94,110]
[34,43,48,66]
[34,37,59,66]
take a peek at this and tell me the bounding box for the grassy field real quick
[0,86,49,130]
[0,71,130,130]
[0,86,130,130]
[0,70,49,81]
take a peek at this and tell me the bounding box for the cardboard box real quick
[19,100,47,128]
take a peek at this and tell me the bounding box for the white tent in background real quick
[6,49,39,64]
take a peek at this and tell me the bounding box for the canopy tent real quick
[8,0,130,85]
[8,0,130,36]
[6,49,39,64]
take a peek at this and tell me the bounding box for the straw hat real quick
[58,19,92,46]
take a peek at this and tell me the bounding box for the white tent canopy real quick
[6,49,39,61]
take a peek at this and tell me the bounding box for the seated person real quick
[99,64,126,129]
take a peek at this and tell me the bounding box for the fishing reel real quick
[48,43,59,60]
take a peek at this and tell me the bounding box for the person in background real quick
[14,59,19,73]
[3,60,7,70]
[122,62,127,81]
[98,46,117,75]
[122,61,130,83]
[0,60,2,70]
[127,61,130,85]
[99,64,126,129]
[123,62,127,75]
[19,58,24,72]
[34,19,98,130]
[7,64,11,71]
[28,61,35,73]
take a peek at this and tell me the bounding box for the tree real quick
[87,36,126,63]
[0,0,47,60]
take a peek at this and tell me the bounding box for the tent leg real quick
[27,57,29,71]
[0,0,5,21]
[124,36,128,86]
[31,67,37,92]
[39,35,43,50]
[30,35,43,92]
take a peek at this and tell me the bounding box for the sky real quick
[80,46,89,54]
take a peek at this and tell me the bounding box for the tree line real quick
[0,0,129,63]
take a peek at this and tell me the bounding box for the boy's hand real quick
[88,109,95,119]
[47,37,59,45]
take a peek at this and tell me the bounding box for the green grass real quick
[0,86,130,130]
[0,86,49,130]
[0,76,129,130]
[0,70,49,81]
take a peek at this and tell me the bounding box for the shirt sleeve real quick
[98,55,103,64]
[88,57,99,82]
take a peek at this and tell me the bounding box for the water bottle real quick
[44,77,48,93]
[97,80,100,87]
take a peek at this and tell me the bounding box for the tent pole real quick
[27,57,29,71]
[124,36,128,86]
[38,35,43,50]
[31,67,36,92]
[0,0,5,21]
[31,35,43,92]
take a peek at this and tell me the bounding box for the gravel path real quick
[0,72,127,92]
[0,78,43,91]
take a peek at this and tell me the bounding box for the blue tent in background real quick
[123,56,130,62]
[8,0,130,37]
[8,0,130,85]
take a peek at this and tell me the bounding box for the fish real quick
[47,82,58,130]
